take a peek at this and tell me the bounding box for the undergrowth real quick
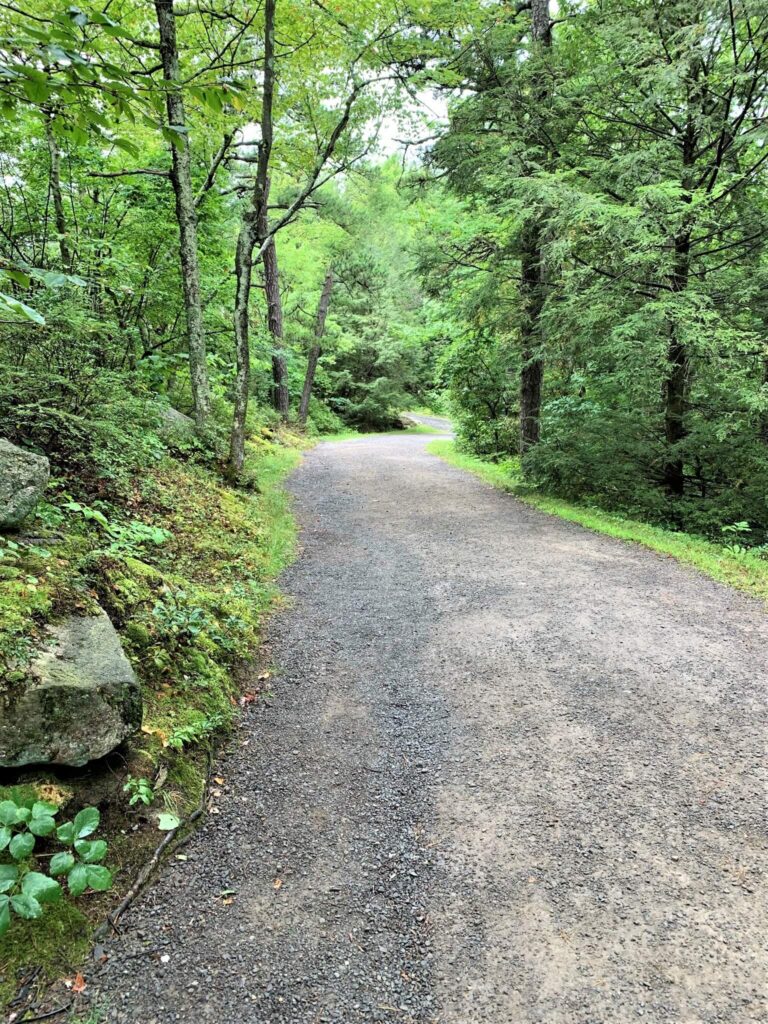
[0,418,304,1007]
[428,440,768,604]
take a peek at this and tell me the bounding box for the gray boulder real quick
[157,406,196,443]
[0,610,142,767]
[0,438,49,529]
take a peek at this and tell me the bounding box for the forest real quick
[0,0,767,1016]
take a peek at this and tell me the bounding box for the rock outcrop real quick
[0,439,49,529]
[0,610,142,767]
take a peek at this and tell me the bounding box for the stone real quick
[0,609,142,767]
[0,438,49,529]
[157,406,196,442]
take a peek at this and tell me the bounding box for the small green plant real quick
[0,798,112,935]
[151,589,210,647]
[166,712,225,751]
[62,499,112,530]
[721,521,752,557]
[104,520,172,558]
[123,775,155,807]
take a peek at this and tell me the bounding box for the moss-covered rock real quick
[0,610,141,766]
[0,439,49,529]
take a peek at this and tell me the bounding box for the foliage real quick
[424,0,768,538]
[0,798,111,937]
[123,776,155,808]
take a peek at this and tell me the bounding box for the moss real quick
[0,900,90,1006]
[428,439,768,604]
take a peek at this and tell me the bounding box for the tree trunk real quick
[154,0,211,429]
[663,231,691,496]
[228,0,276,477]
[519,225,544,453]
[258,183,289,420]
[518,0,551,457]
[45,117,71,269]
[299,266,334,425]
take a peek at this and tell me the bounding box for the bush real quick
[0,366,164,497]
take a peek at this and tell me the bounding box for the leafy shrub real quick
[123,776,155,807]
[0,366,164,498]
[0,798,112,936]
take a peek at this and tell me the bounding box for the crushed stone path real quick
[94,430,768,1024]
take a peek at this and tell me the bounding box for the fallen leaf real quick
[65,971,86,994]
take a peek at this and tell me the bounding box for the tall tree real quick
[259,180,289,420]
[299,266,334,424]
[154,0,211,429]
[518,0,551,455]
[229,0,277,478]
[44,114,72,270]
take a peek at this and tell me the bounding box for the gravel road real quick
[94,430,768,1024]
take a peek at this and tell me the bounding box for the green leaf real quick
[0,292,45,324]
[49,852,75,876]
[0,865,18,886]
[28,815,56,837]
[4,269,31,288]
[56,821,75,844]
[10,893,42,920]
[21,872,60,904]
[0,826,11,851]
[73,807,99,839]
[112,136,139,158]
[0,801,19,826]
[9,832,35,860]
[67,863,88,897]
[32,801,59,818]
[85,865,112,891]
[75,839,107,863]
[15,806,31,823]
[156,813,180,831]
[0,897,9,936]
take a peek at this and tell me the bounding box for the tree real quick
[154,0,212,429]
[299,266,334,425]
[518,0,552,455]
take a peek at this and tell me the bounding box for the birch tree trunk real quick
[154,0,211,429]
[45,117,71,269]
[299,266,334,425]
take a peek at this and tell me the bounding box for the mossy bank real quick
[0,416,304,1010]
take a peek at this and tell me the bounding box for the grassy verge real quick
[0,426,304,1008]
[428,439,768,604]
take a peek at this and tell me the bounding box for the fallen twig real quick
[95,753,214,939]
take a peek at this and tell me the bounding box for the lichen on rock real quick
[0,609,142,767]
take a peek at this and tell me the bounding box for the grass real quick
[428,439,768,604]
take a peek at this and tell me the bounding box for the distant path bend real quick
[97,432,768,1024]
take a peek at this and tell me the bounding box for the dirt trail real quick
[95,432,768,1024]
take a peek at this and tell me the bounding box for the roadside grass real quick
[428,439,768,604]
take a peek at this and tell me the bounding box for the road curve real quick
[95,432,768,1024]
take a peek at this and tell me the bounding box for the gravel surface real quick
[93,431,768,1023]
